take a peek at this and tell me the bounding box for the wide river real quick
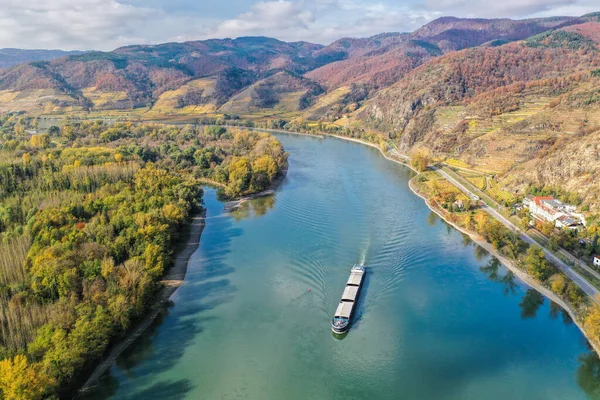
[84,133,600,400]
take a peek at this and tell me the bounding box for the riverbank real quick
[260,128,419,174]
[79,209,207,395]
[329,135,419,174]
[222,166,288,212]
[308,131,600,356]
[408,177,600,357]
[79,166,289,394]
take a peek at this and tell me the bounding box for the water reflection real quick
[473,245,490,261]
[577,350,600,399]
[229,196,276,221]
[519,289,545,319]
[427,211,438,226]
[549,301,573,326]
[479,258,517,296]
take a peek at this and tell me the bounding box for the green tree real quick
[525,246,553,281]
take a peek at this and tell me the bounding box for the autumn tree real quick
[227,157,251,197]
[525,246,554,281]
[551,274,567,294]
[29,134,50,149]
[0,355,54,400]
[411,151,431,172]
[584,296,600,346]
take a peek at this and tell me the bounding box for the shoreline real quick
[76,128,600,395]
[282,128,600,357]
[408,177,600,357]
[290,129,600,356]
[79,163,288,395]
[78,209,207,395]
[223,166,289,211]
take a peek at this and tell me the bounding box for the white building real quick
[594,256,600,268]
[527,196,584,229]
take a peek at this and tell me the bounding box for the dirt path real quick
[78,210,207,396]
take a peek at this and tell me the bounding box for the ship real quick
[331,264,366,334]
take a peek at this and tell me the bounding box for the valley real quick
[3,9,600,399]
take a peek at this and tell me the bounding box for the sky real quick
[0,0,598,51]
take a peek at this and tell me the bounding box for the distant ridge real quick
[0,48,86,69]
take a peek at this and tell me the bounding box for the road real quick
[434,167,600,301]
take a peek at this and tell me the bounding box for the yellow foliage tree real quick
[29,134,50,149]
[584,296,600,346]
[411,151,431,172]
[22,153,31,166]
[551,274,566,294]
[227,157,251,197]
[0,355,54,400]
[114,153,123,163]
[252,155,278,181]
[62,125,75,140]
[13,123,25,135]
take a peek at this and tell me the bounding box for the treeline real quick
[0,118,287,398]
[196,115,391,144]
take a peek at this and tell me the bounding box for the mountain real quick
[0,48,85,69]
[0,14,597,117]
[305,15,582,90]
[0,36,332,113]
[355,18,600,206]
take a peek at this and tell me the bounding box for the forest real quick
[0,114,287,398]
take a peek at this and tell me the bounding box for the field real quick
[485,178,517,205]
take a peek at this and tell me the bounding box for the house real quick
[526,195,584,229]
[594,256,600,268]
[528,196,558,221]
[523,195,535,208]
[454,199,465,210]
[556,215,580,229]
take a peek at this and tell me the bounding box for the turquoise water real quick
[84,134,600,400]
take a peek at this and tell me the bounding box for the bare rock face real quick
[513,130,600,208]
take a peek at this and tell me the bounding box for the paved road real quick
[434,167,600,301]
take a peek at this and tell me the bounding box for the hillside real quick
[305,15,582,90]
[218,71,323,114]
[0,37,330,114]
[0,15,596,118]
[355,20,600,208]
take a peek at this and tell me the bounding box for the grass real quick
[573,264,600,290]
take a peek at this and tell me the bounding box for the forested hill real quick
[0,14,596,116]
[0,121,287,397]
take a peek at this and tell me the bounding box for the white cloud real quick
[213,1,315,38]
[0,0,158,50]
[424,0,597,18]
[201,1,438,44]
[0,0,597,50]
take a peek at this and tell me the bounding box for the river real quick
[83,133,600,400]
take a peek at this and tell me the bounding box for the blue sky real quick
[0,0,598,50]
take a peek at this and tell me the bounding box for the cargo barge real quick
[331,264,365,334]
